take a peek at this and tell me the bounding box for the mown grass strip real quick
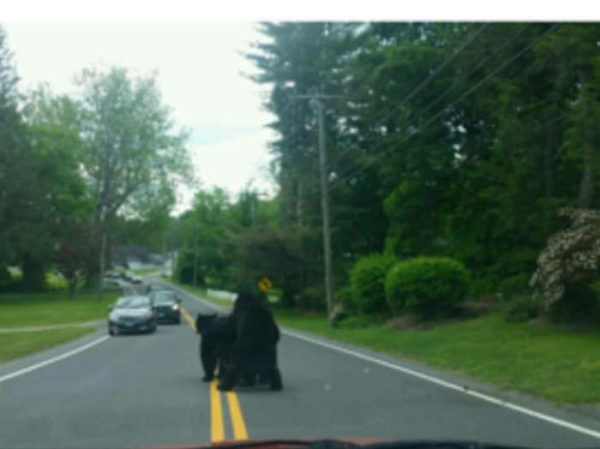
[0,291,119,328]
[272,309,600,404]
[0,327,96,364]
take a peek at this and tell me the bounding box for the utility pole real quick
[293,92,344,323]
[193,229,199,287]
[97,205,107,302]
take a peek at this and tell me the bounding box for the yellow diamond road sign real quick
[257,277,273,292]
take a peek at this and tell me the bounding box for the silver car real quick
[108,295,157,335]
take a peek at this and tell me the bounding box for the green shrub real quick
[0,265,13,292]
[350,254,396,315]
[499,273,531,299]
[46,272,68,291]
[296,285,325,311]
[175,250,205,287]
[505,296,539,322]
[337,314,380,329]
[549,283,600,324]
[385,256,469,319]
[335,284,354,309]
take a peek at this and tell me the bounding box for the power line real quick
[393,24,531,133]
[327,23,491,171]
[328,23,529,174]
[371,23,491,129]
[329,23,561,188]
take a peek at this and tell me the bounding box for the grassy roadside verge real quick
[274,309,600,404]
[170,281,235,309]
[0,291,119,328]
[0,328,96,363]
[166,279,600,404]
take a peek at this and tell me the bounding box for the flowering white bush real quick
[529,208,600,310]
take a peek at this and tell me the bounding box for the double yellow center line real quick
[181,306,249,443]
[211,379,249,441]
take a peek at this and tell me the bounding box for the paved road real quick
[1,282,600,448]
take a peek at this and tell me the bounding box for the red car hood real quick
[147,438,380,449]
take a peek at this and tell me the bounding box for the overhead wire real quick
[328,23,562,188]
[326,23,491,171]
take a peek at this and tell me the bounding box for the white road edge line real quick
[167,282,600,440]
[0,336,109,384]
[284,329,600,440]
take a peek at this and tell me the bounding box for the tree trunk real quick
[296,180,303,226]
[21,254,45,292]
[68,277,77,299]
[577,140,595,208]
[97,227,107,301]
[577,78,596,209]
[193,234,199,286]
[544,136,553,198]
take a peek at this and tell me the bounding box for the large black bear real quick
[195,313,235,382]
[217,290,283,391]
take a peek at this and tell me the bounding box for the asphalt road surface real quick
[1,282,600,449]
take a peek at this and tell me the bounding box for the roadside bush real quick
[46,272,68,291]
[549,283,600,324]
[0,264,14,292]
[335,284,354,309]
[175,249,205,287]
[385,256,469,320]
[296,285,325,311]
[499,273,531,299]
[337,314,381,329]
[350,254,396,315]
[504,296,539,322]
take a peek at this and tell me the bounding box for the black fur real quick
[195,313,235,382]
[217,291,282,391]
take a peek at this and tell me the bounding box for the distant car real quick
[108,295,157,335]
[129,274,143,284]
[146,283,169,294]
[150,291,182,324]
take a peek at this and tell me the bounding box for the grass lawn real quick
[0,328,96,363]
[272,308,600,404]
[0,291,119,328]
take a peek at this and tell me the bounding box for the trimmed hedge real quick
[385,256,469,319]
[350,254,396,315]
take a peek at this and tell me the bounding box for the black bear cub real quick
[195,313,235,382]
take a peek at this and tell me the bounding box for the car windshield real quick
[115,297,150,309]
[2,8,600,449]
[154,295,176,305]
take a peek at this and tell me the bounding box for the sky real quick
[2,4,595,214]
[2,22,277,213]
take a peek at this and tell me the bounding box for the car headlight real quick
[171,304,179,311]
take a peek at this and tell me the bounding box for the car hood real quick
[142,439,535,449]
[110,308,152,319]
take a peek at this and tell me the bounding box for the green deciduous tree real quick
[75,67,190,298]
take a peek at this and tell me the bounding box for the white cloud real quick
[190,127,277,193]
